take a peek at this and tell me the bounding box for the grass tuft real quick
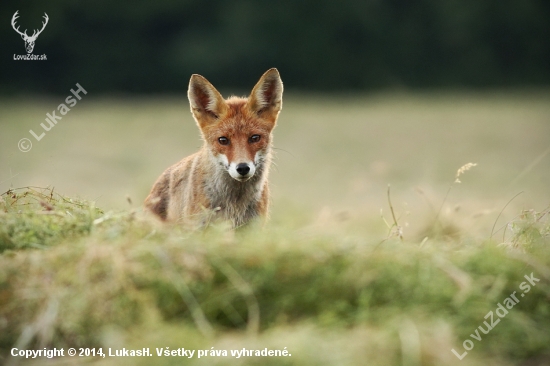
[1,187,549,365]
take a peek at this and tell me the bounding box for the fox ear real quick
[248,68,283,120]
[188,74,227,128]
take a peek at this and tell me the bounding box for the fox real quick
[144,68,283,228]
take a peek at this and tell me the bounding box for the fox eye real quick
[218,137,229,145]
[249,135,261,143]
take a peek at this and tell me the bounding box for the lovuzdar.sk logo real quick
[12,10,48,61]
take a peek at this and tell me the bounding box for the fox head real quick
[188,68,283,182]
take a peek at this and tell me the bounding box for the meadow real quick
[1,90,549,365]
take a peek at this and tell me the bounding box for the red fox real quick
[144,68,283,228]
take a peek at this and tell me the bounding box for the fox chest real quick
[203,178,262,227]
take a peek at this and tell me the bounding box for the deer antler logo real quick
[11,10,49,54]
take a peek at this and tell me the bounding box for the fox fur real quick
[144,68,283,228]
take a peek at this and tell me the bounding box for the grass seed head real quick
[454,163,477,183]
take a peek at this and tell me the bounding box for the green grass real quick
[0,92,550,365]
[0,186,549,365]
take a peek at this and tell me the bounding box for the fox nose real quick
[236,163,250,176]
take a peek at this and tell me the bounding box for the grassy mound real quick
[1,187,549,365]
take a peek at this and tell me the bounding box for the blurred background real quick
[2,0,550,94]
[1,0,549,237]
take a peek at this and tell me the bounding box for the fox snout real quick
[228,161,256,181]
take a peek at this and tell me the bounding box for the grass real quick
[0,187,549,365]
[0,91,549,365]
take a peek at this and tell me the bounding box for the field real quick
[1,91,549,365]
